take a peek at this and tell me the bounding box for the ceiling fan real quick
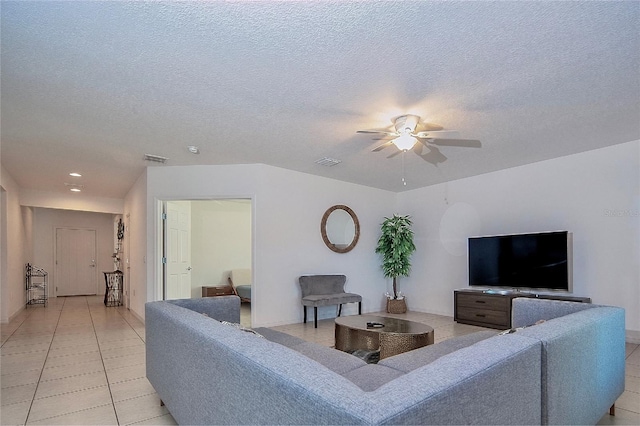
[357,114,481,165]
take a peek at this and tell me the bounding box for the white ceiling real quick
[1,1,639,199]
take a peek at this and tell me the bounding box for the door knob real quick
[186,266,192,271]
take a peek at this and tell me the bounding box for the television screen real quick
[468,231,571,291]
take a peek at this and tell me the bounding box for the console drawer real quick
[456,307,509,328]
[202,285,234,297]
[456,293,509,311]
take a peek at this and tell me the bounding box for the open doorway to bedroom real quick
[161,198,253,327]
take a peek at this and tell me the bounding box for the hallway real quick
[1,296,175,425]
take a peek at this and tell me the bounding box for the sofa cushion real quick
[289,342,366,375]
[253,327,307,347]
[301,292,362,306]
[378,330,498,373]
[167,296,240,323]
[253,328,365,374]
[511,297,595,328]
[341,364,405,391]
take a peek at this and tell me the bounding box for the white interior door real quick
[165,201,191,300]
[56,228,97,296]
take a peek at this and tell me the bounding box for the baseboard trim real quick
[626,329,640,344]
[130,308,145,325]
[5,305,26,324]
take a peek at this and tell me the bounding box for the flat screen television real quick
[468,231,572,292]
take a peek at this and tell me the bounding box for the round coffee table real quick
[335,315,434,359]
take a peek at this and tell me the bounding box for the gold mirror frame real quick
[321,205,360,253]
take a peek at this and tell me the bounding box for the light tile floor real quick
[1,296,638,425]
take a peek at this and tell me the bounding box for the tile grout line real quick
[23,297,65,426]
[87,296,121,426]
[0,311,30,348]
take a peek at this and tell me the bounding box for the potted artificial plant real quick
[375,214,416,313]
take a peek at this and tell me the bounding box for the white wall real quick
[145,164,396,326]
[32,208,116,297]
[0,166,31,322]
[123,170,148,321]
[190,200,251,296]
[20,189,124,214]
[397,140,640,337]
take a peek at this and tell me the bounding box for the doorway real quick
[55,228,97,296]
[159,199,253,324]
[164,201,192,300]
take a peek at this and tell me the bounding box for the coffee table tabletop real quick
[335,315,434,359]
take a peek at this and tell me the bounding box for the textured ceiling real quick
[1,1,639,199]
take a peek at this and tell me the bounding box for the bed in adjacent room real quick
[229,268,251,303]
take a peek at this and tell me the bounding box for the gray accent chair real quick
[299,274,362,328]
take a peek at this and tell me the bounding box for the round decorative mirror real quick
[321,205,360,253]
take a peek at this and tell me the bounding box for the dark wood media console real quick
[454,289,591,329]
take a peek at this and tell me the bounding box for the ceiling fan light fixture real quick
[393,134,417,151]
[393,114,420,133]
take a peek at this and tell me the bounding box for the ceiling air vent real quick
[315,157,341,167]
[64,183,84,192]
[144,154,168,164]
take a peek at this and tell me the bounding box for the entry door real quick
[56,228,97,296]
[165,201,192,299]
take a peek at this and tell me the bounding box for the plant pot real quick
[386,298,407,314]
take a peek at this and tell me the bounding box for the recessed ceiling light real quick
[70,188,81,192]
[187,146,200,154]
[69,172,82,177]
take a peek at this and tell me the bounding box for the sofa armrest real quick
[167,295,240,323]
[511,297,594,328]
[515,305,625,425]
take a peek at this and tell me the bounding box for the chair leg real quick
[314,307,318,328]
[610,404,615,416]
[303,306,307,324]
[338,304,342,317]
[358,301,362,315]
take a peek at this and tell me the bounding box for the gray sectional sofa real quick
[145,296,625,425]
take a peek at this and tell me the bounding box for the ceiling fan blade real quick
[371,141,394,152]
[415,130,459,138]
[357,130,397,136]
[428,138,482,148]
[387,150,402,159]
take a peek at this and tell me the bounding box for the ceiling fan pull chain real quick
[402,150,407,186]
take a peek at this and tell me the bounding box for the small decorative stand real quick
[103,270,124,307]
[26,263,48,307]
